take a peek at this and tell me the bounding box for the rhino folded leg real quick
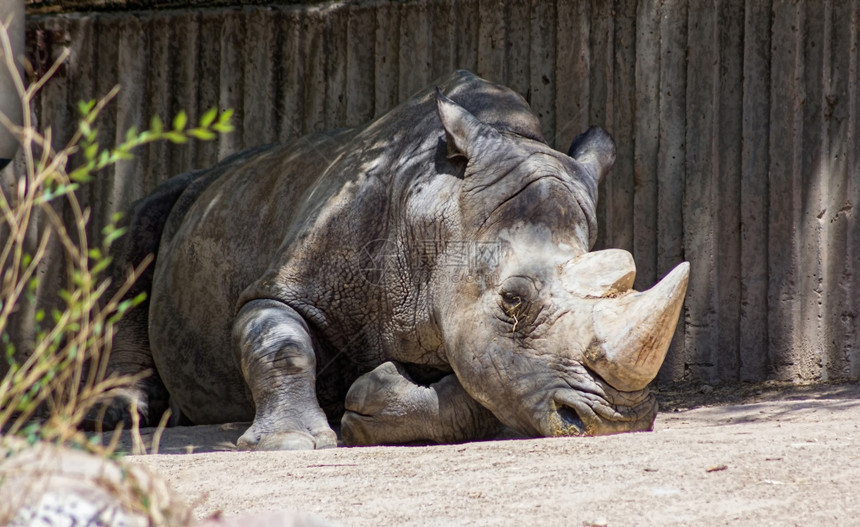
[232,299,337,451]
[341,361,503,446]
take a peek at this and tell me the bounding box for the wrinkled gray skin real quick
[104,71,677,449]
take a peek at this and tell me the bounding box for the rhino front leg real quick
[232,299,337,450]
[341,361,503,445]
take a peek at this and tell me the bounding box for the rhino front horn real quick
[584,262,690,392]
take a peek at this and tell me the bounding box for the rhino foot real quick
[237,426,336,451]
[341,361,502,446]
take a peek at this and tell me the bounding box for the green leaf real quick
[77,99,96,117]
[165,131,188,144]
[55,183,80,197]
[88,248,103,260]
[125,125,139,143]
[117,298,135,313]
[189,128,216,141]
[173,110,188,131]
[213,122,235,134]
[200,107,218,128]
[151,115,164,135]
[85,142,99,161]
[103,226,127,247]
[219,108,234,124]
[70,168,93,183]
[91,256,112,276]
[108,150,135,164]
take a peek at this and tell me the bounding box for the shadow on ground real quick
[104,381,860,456]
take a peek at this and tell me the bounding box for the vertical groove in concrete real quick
[195,10,221,166]
[324,6,348,130]
[145,12,171,185]
[768,1,804,379]
[823,0,851,380]
[739,0,771,381]
[476,0,505,81]
[277,7,303,142]
[218,11,244,158]
[684,0,717,381]
[15,0,860,383]
[604,0,635,257]
[803,0,827,380]
[398,0,430,100]
[242,8,276,147]
[505,0,529,100]
[346,4,376,126]
[658,0,687,381]
[427,0,454,81]
[553,0,589,154]
[169,9,200,173]
[799,0,829,380]
[452,0,478,73]
[528,0,555,143]
[715,0,743,380]
[632,0,661,294]
[374,2,400,116]
[848,0,860,379]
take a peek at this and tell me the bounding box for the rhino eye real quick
[497,276,537,315]
[500,292,522,309]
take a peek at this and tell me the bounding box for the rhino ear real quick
[567,126,616,184]
[435,87,498,161]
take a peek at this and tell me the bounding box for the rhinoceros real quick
[103,70,689,450]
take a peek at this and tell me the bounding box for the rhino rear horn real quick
[435,87,500,161]
[567,126,616,184]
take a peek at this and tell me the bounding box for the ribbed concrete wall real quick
[13,0,860,384]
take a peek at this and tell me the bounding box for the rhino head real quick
[433,90,689,437]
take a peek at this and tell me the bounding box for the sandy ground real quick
[121,382,860,526]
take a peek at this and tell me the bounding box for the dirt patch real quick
[122,382,860,526]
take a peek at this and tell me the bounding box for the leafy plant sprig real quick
[0,19,233,451]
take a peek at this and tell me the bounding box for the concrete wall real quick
[13,0,860,384]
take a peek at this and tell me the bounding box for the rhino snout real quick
[547,384,658,437]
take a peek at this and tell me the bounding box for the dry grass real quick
[0,15,231,525]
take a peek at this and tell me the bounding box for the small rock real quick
[699,384,714,394]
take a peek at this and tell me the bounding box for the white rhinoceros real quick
[103,71,689,450]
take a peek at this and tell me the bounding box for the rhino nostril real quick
[555,405,585,435]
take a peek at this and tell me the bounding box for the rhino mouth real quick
[545,369,657,437]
